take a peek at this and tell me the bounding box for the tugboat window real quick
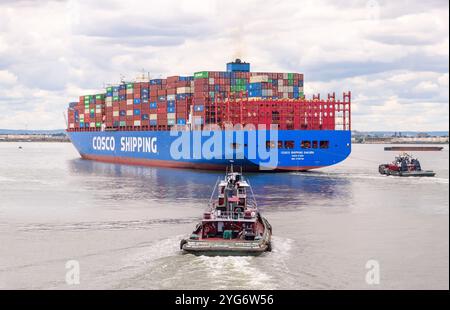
[301,140,311,149]
[320,141,330,149]
[285,140,295,149]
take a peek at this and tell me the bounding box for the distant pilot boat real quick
[379,153,435,177]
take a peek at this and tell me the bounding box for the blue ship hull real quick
[67,130,351,171]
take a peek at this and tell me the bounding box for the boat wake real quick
[117,235,295,289]
[293,171,449,184]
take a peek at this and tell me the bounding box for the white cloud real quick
[0,0,448,130]
[0,70,18,85]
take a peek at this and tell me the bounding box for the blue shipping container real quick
[249,90,262,97]
[177,119,186,125]
[248,83,262,91]
[167,107,175,113]
[150,102,157,109]
[167,100,175,107]
[150,120,157,126]
[194,105,204,112]
[150,79,162,85]
[142,114,149,120]
[134,98,141,104]
[134,109,140,115]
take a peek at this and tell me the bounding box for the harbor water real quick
[0,142,448,289]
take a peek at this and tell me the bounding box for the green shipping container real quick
[119,121,126,126]
[194,71,209,79]
[113,96,119,101]
[288,79,294,86]
[288,73,294,80]
[95,94,104,100]
[90,108,95,113]
[106,87,113,92]
[236,79,247,86]
[126,83,133,89]
[95,122,101,128]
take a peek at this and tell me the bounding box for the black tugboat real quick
[180,166,272,255]
[379,153,435,177]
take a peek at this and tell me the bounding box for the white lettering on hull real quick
[92,136,157,153]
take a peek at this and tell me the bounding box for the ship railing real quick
[209,210,256,221]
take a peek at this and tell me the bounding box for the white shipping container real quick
[90,122,96,128]
[177,87,192,94]
[249,75,269,83]
[282,92,289,98]
[278,86,284,93]
[95,109,102,114]
[113,111,119,117]
[69,123,75,129]
[127,99,133,105]
[133,120,141,126]
[150,114,157,120]
[167,113,176,119]
[209,78,214,85]
[283,73,288,79]
[106,97,113,103]
[278,79,284,86]
[126,89,133,95]
[127,110,133,116]
[262,89,273,96]
[288,86,294,93]
[106,102,113,107]
[167,94,176,101]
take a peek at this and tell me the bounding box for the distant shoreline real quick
[0,135,70,143]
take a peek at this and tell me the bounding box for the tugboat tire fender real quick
[180,239,187,250]
[266,241,272,252]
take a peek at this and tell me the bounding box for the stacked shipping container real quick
[67,61,350,132]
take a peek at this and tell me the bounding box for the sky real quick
[0,0,448,131]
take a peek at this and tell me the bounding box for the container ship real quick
[66,60,352,171]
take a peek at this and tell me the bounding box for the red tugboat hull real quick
[378,164,436,177]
